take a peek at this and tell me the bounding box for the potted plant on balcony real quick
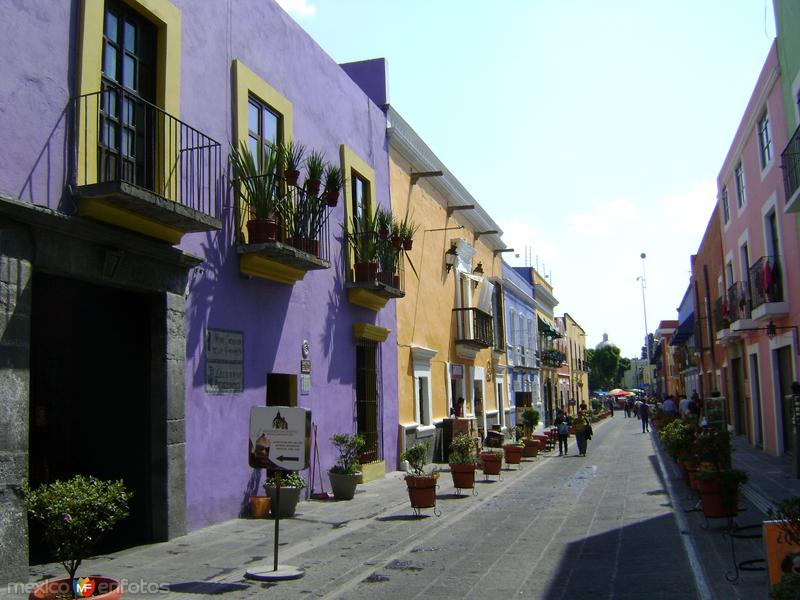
[376,235,401,289]
[230,142,281,243]
[304,149,326,197]
[23,475,132,600]
[398,213,419,251]
[264,471,306,518]
[402,442,438,512]
[376,207,392,240]
[328,433,366,500]
[344,210,379,282]
[322,164,343,207]
[279,140,306,186]
[448,432,478,492]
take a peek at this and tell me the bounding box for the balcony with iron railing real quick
[345,231,405,311]
[712,296,736,344]
[783,123,800,212]
[726,281,754,330]
[453,307,494,358]
[71,82,221,244]
[749,255,787,320]
[234,173,333,284]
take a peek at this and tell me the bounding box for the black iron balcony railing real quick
[727,281,751,322]
[453,307,493,348]
[749,255,783,309]
[235,173,332,262]
[782,123,800,205]
[72,82,220,219]
[713,296,729,333]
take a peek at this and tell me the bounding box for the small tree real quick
[521,408,540,435]
[401,442,430,476]
[329,433,366,474]
[23,475,132,589]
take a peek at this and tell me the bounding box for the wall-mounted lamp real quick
[474,230,498,240]
[473,262,484,276]
[410,170,444,185]
[493,248,515,256]
[445,244,458,272]
[734,319,799,353]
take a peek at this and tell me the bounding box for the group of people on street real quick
[554,404,593,457]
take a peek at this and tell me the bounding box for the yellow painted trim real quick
[76,0,181,187]
[341,144,377,281]
[359,460,385,483]
[239,254,306,284]
[353,323,391,342]
[348,289,389,312]
[77,198,183,244]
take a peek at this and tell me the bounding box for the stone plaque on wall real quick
[205,328,244,394]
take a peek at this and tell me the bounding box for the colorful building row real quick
[661,1,800,457]
[0,0,589,583]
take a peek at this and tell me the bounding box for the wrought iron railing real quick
[727,281,751,322]
[72,81,220,218]
[453,307,494,347]
[713,296,729,332]
[749,255,783,309]
[782,123,800,204]
[234,173,332,262]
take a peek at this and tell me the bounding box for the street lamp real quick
[636,252,651,389]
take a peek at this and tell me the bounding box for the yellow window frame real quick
[76,0,181,188]
[232,59,294,242]
[341,144,377,282]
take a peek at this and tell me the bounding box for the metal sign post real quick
[245,407,310,582]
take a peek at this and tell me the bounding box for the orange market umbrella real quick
[608,389,633,397]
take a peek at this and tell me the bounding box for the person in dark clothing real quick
[639,401,650,432]
[554,410,570,455]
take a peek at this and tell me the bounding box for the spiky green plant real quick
[230,141,281,220]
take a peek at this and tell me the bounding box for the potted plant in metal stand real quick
[521,409,541,457]
[503,431,524,468]
[304,149,326,197]
[328,433,366,500]
[479,448,503,480]
[322,164,343,207]
[230,142,281,243]
[402,442,439,515]
[279,139,306,186]
[264,471,306,518]
[448,432,478,495]
[23,475,132,600]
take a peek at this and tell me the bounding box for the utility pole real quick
[637,253,652,391]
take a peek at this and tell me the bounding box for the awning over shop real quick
[670,313,695,346]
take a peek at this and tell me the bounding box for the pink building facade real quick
[716,41,800,455]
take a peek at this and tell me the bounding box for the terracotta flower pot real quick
[249,495,271,518]
[354,261,378,282]
[405,474,438,508]
[30,577,122,600]
[305,178,322,197]
[449,463,476,490]
[324,190,339,207]
[480,451,502,475]
[402,238,413,251]
[247,218,277,243]
[522,439,539,458]
[379,226,390,240]
[503,445,523,465]
[284,169,301,186]
[697,477,739,518]
[391,235,402,250]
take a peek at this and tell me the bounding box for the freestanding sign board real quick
[248,406,310,471]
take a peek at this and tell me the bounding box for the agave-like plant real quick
[323,164,344,192]
[305,150,326,181]
[279,140,306,173]
[230,141,281,221]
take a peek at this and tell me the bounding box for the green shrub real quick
[771,573,800,599]
[266,471,306,489]
[402,442,429,476]
[449,433,477,465]
[23,475,132,582]
[329,433,366,474]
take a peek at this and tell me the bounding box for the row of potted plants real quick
[344,207,417,287]
[659,420,748,518]
[400,410,547,512]
[230,140,343,250]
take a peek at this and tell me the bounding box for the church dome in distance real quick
[595,332,617,350]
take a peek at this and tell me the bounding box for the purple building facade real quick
[0,0,398,582]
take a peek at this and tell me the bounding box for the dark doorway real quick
[776,345,795,455]
[730,358,747,437]
[355,340,381,464]
[750,353,763,448]
[29,273,157,562]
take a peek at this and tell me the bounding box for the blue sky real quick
[278,0,776,357]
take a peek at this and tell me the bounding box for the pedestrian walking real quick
[661,395,677,420]
[607,398,615,417]
[574,403,592,457]
[639,401,650,433]
[624,397,633,418]
[555,410,570,455]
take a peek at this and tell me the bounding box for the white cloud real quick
[276,0,317,17]
[496,220,559,269]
